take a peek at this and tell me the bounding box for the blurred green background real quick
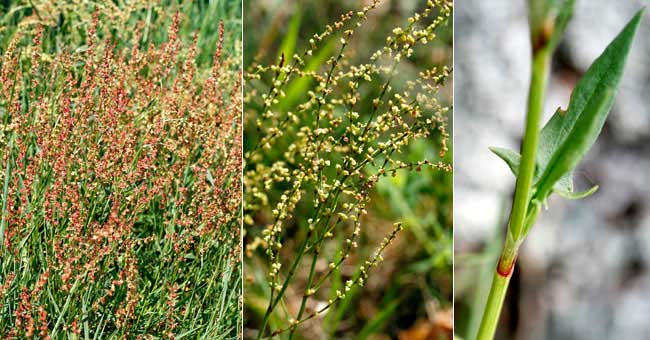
[243,1,453,339]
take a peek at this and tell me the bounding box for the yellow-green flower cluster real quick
[245,0,452,338]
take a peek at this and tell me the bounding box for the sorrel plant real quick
[244,0,452,338]
[476,1,643,339]
[0,8,242,339]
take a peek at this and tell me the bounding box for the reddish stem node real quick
[496,255,517,278]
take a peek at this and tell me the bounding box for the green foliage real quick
[535,10,643,200]
[491,9,643,209]
[243,0,453,338]
[0,0,241,66]
[488,147,523,176]
[478,4,644,340]
[0,1,243,338]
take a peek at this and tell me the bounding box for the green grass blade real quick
[277,7,301,61]
[279,38,337,112]
[0,141,12,250]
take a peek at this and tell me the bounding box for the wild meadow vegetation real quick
[243,0,453,338]
[0,1,242,338]
[471,1,644,339]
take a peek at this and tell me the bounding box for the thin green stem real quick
[51,275,83,338]
[0,138,13,251]
[509,49,550,241]
[257,227,312,340]
[476,48,551,340]
[288,248,319,340]
[476,234,518,340]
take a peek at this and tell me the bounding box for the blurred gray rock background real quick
[454,0,650,339]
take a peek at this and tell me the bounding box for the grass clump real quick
[0,2,242,339]
[243,0,452,338]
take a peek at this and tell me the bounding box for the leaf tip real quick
[629,8,645,30]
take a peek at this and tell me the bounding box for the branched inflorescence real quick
[0,10,242,339]
[244,0,452,338]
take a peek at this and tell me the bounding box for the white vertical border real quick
[451,0,456,336]
[239,0,245,338]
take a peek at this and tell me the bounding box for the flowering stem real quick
[476,47,551,340]
[0,139,12,251]
[288,249,319,340]
[257,229,311,340]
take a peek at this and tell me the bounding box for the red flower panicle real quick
[0,10,241,337]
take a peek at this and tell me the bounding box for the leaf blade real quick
[489,146,522,176]
[534,9,644,200]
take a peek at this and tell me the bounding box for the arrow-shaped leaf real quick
[489,146,522,176]
[534,9,643,200]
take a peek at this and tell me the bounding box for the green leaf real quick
[279,37,337,112]
[536,109,594,199]
[489,146,522,176]
[555,185,598,200]
[277,6,302,61]
[552,171,573,193]
[534,9,643,200]
[536,108,577,194]
[521,200,542,237]
[548,0,575,51]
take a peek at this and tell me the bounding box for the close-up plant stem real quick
[473,1,644,338]
[476,42,552,340]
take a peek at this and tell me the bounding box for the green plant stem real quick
[257,226,312,340]
[509,49,550,241]
[288,249,319,340]
[0,140,13,251]
[476,48,551,340]
[476,233,518,340]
